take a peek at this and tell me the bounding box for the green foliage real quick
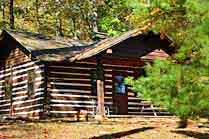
[99,16,127,36]
[125,0,209,120]
[126,59,209,119]
[0,0,132,39]
[98,0,131,36]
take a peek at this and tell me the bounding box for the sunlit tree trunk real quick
[2,1,5,23]
[58,17,64,36]
[9,0,14,29]
[92,0,98,39]
[55,0,63,37]
[71,17,77,39]
[35,0,41,31]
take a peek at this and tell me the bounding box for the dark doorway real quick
[113,72,128,115]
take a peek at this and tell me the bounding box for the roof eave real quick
[73,28,144,61]
[2,29,38,60]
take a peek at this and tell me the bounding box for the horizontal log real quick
[0,62,44,74]
[0,110,10,115]
[13,77,44,87]
[128,92,136,97]
[12,90,44,98]
[0,104,10,110]
[13,65,44,76]
[13,97,44,105]
[105,92,112,95]
[0,99,10,103]
[12,81,44,91]
[128,97,143,101]
[50,82,91,87]
[14,109,43,116]
[50,110,78,114]
[49,72,90,79]
[48,77,91,82]
[12,82,44,93]
[50,107,94,114]
[14,105,43,113]
[50,99,96,104]
[0,108,10,112]
[48,67,95,74]
[49,111,94,118]
[51,87,92,92]
[104,70,134,75]
[49,88,92,94]
[128,101,145,105]
[5,58,30,66]
[12,70,43,81]
[13,99,43,108]
[51,104,95,108]
[13,88,44,95]
[48,65,95,70]
[48,62,96,68]
[0,60,42,74]
[50,93,96,99]
[49,113,75,118]
[0,103,10,108]
[12,92,44,101]
[104,65,141,70]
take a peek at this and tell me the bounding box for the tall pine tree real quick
[125,0,209,128]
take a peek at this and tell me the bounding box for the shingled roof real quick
[1,30,95,61]
[1,28,173,62]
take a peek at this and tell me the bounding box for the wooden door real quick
[113,72,128,115]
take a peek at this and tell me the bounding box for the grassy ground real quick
[0,117,208,139]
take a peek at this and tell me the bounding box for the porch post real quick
[96,57,105,118]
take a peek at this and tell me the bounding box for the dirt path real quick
[0,117,208,139]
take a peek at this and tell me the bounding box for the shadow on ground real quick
[0,118,79,125]
[89,127,154,139]
[173,130,209,139]
[0,124,36,131]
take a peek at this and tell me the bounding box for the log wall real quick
[100,58,168,116]
[48,56,169,117]
[0,46,45,119]
[47,62,97,117]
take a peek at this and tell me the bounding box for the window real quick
[91,71,97,95]
[27,70,36,97]
[114,75,126,94]
[4,66,13,100]
[4,76,13,100]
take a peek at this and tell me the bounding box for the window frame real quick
[27,70,36,97]
[113,74,127,95]
[4,76,13,100]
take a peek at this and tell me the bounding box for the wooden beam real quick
[96,57,105,117]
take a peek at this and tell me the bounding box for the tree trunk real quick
[92,0,98,40]
[178,117,188,128]
[71,17,77,39]
[2,1,5,24]
[35,0,41,31]
[58,17,64,36]
[9,0,14,29]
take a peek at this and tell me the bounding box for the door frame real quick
[112,70,128,115]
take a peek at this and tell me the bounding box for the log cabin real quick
[0,29,174,119]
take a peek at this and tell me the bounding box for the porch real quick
[87,32,172,118]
